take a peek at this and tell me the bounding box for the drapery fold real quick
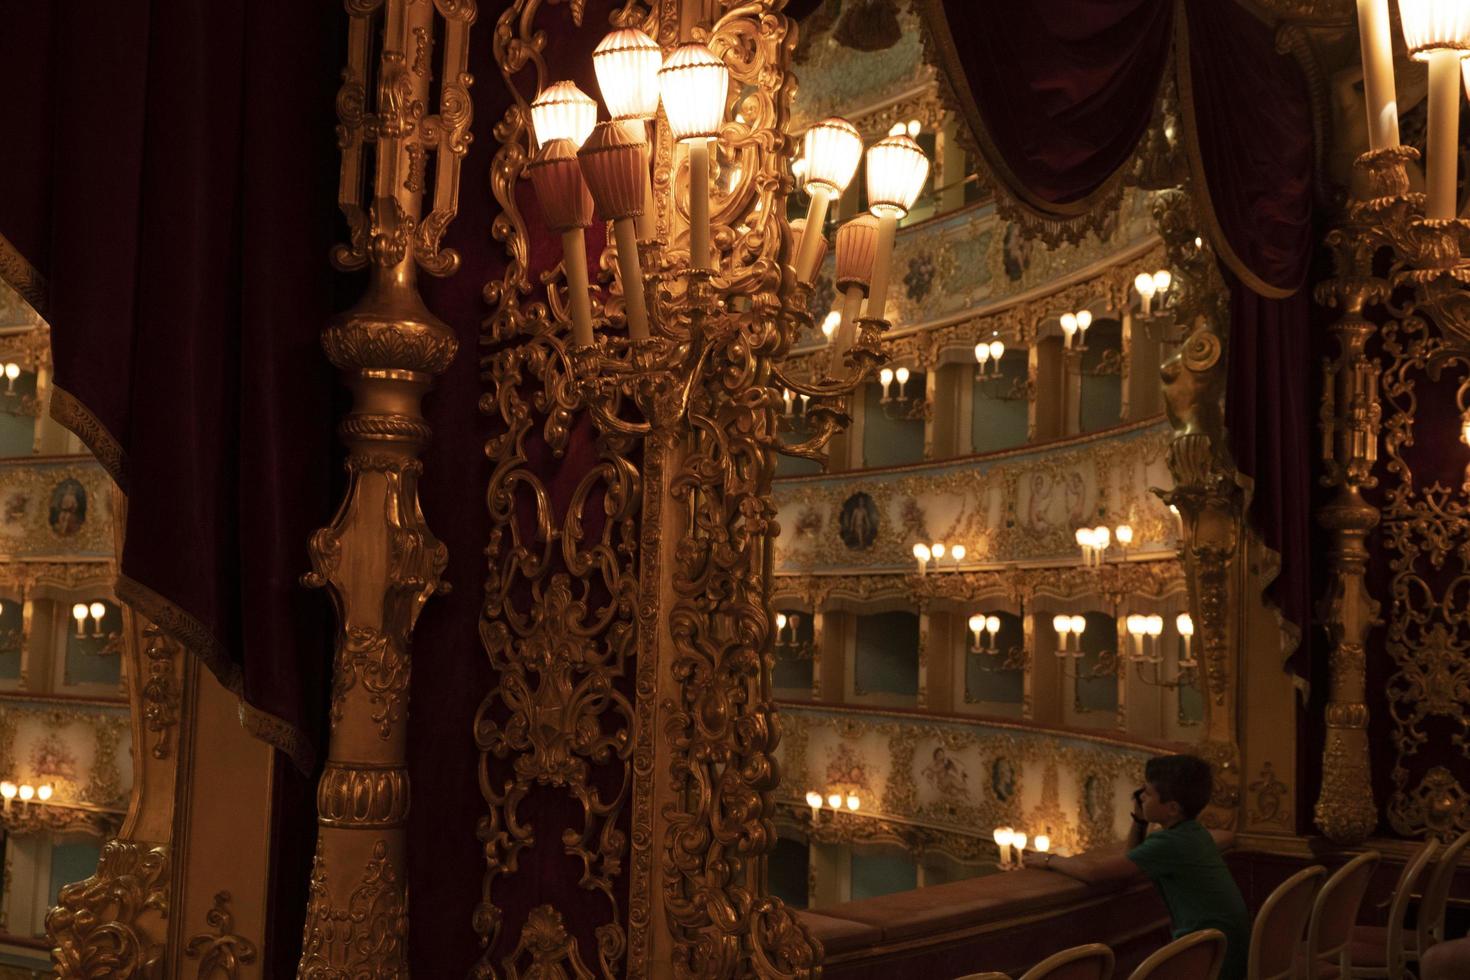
[0,0,342,773]
[920,0,1316,672]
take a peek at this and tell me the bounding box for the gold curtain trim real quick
[50,385,130,491]
[116,575,316,774]
[51,380,317,773]
[0,230,47,316]
[1173,0,1297,300]
[913,0,1148,241]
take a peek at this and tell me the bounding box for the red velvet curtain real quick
[923,0,1316,676]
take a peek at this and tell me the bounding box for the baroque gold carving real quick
[141,625,179,760]
[299,839,407,976]
[184,891,258,979]
[47,840,169,980]
[504,906,595,980]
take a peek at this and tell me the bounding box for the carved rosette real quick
[301,0,474,973]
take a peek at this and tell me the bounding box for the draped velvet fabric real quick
[924,0,1316,675]
[921,0,1172,214]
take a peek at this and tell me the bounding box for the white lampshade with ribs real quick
[658,43,729,142]
[530,81,597,148]
[865,132,930,218]
[1398,0,1470,56]
[801,117,863,196]
[593,28,662,121]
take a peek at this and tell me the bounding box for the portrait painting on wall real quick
[1083,774,1111,824]
[0,488,27,537]
[31,732,79,784]
[838,491,880,551]
[48,478,87,537]
[990,756,1017,802]
[922,746,970,801]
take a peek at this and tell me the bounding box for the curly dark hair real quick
[1144,754,1214,819]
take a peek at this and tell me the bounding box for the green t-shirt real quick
[1128,819,1250,980]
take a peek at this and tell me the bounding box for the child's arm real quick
[1022,793,1149,882]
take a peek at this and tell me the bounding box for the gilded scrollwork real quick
[141,625,179,760]
[184,891,258,979]
[299,839,407,977]
[47,840,169,980]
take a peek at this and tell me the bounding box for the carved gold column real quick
[1309,150,1408,844]
[299,0,473,974]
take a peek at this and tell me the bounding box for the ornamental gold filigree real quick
[184,891,258,979]
[302,0,474,970]
[141,625,179,760]
[47,840,169,980]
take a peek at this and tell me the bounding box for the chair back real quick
[1418,829,1470,955]
[1018,943,1115,980]
[1305,850,1381,979]
[1247,864,1325,980]
[1126,929,1226,980]
[1380,836,1439,974]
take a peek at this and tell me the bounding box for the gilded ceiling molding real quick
[300,0,475,973]
[0,321,52,373]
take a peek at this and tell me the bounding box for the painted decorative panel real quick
[0,700,130,811]
[790,3,931,132]
[0,458,113,561]
[777,704,1158,856]
[774,419,1175,573]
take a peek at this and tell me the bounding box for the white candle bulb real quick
[1035,834,1051,854]
[951,544,966,562]
[827,792,842,809]
[846,793,859,811]
[37,784,51,802]
[806,790,823,810]
[931,542,945,559]
[19,784,33,801]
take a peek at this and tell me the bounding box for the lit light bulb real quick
[775,612,787,632]
[993,826,1010,846]
[801,117,863,196]
[1076,310,1093,331]
[1127,614,1145,636]
[1152,269,1172,293]
[906,118,921,138]
[1035,834,1051,853]
[1134,272,1157,299]
[18,784,33,801]
[1093,526,1111,549]
[658,43,729,143]
[37,784,51,802]
[912,542,931,562]
[846,793,860,811]
[530,81,597,148]
[89,601,106,622]
[888,123,907,136]
[806,790,823,810]
[879,367,894,387]
[974,342,990,365]
[1060,312,1077,336]
[821,310,841,341]
[930,542,945,559]
[1115,524,1134,546]
[1069,615,1087,635]
[1052,614,1072,636]
[986,615,1000,635]
[969,614,985,634]
[0,782,14,800]
[865,133,929,218]
[72,602,88,636]
[1146,614,1164,637]
[593,28,662,122]
[951,544,966,562]
[895,366,910,386]
[989,339,1005,362]
[4,363,19,382]
[1176,613,1195,637]
[1011,831,1028,853]
[1074,527,1090,546]
[827,792,842,809]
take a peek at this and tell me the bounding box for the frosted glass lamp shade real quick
[1399,0,1470,57]
[658,43,728,142]
[974,343,990,365]
[865,133,929,218]
[969,614,985,633]
[1152,269,1172,292]
[801,117,863,195]
[3,363,18,381]
[530,81,597,148]
[1176,613,1195,637]
[1134,272,1157,299]
[89,601,106,620]
[1052,614,1071,635]
[835,214,880,291]
[1069,615,1087,634]
[989,339,1005,361]
[593,28,662,121]
[527,140,594,232]
[578,121,649,221]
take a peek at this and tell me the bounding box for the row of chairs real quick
[956,829,1470,980]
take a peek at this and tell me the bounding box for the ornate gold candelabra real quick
[299,0,474,974]
[477,1,923,975]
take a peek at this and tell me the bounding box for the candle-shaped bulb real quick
[895,366,910,386]
[1176,613,1195,637]
[18,784,33,801]
[989,339,1005,362]
[1127,614,1146,636]
[931,542,945,560]
[821,310,841,341]
[827,792,842,809]
[0,782,14,800]
[1070,614,1087,635]
[1060,312,1078,344]
[90,601,106,622]
[1076,310,1093,331]
[969,614,985,634]
[975,342,990,365]
[806,790,823,809]
[1115,524,1134,546]
[37,784,51,802]
[1152,270,1172,294]
[1053,614,1072,636]
[846,793,859,811]
[912,542,931,562]
[1035,834,1051,854]
[1134,272,1157,300]
[775,612,787,632]
[879,367,894,388]
[986,615,1000,635]
[951,544,966,562]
